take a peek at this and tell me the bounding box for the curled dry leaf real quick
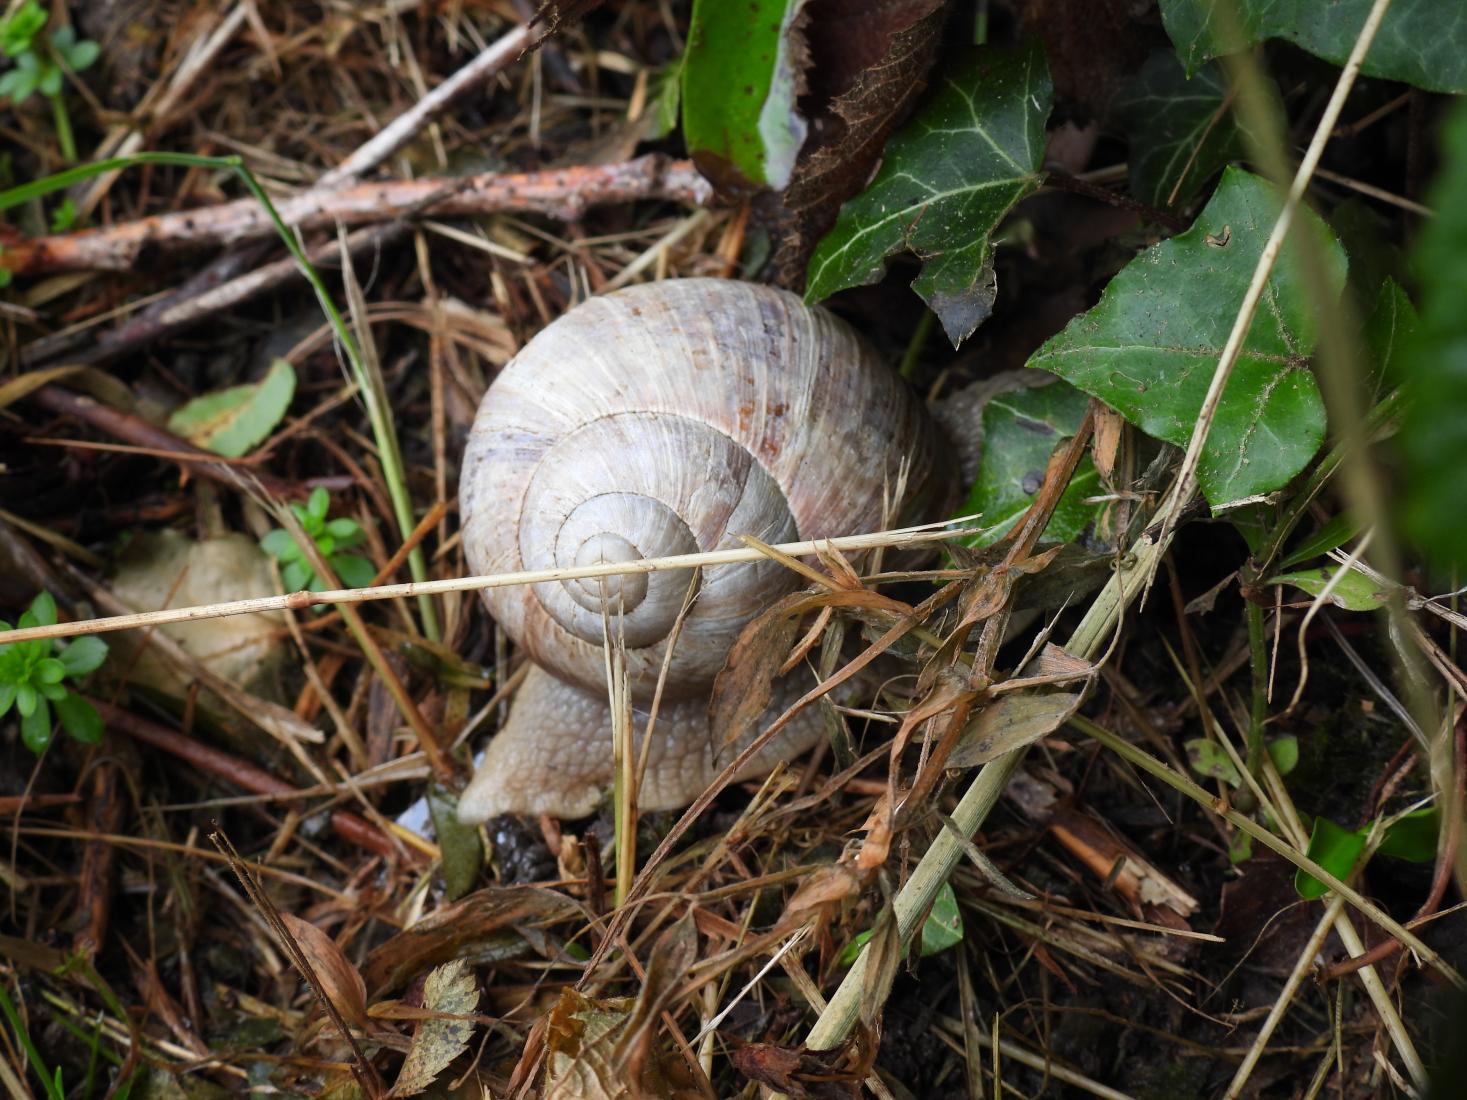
[731,1041,863,1099]
[279,913,369,1029]
[387,958,479,1097]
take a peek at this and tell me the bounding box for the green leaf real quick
[330,553,375,590]
[259,528,301,562]
[35,657,65,684]
[53,29,99,72]
[57,635,107,678]
[48,196,75,232]
[839,881,964,965]
[21,694,51,753]
[281,559,312,593]
[1185,738,1241,786]
[1376,807,1438,863]
[1269,565,1387,612]
[1296,816,1366,899]
[54,692,101,745]
[681,0,806,191]
[1112,51,1266,208]
[805,44,1053,346]
[1160,0,1467,94]
[1267,735,1298,777]
[16,683,36,717]
[0,66,33,102]
[0,681,14,718]
[1030,167,1347,508]
[307,486,329,524]
[0,2,46,56]
[165,358,296,457]
[1279,513,1364,569]
[1364,279,1417,393]
[28,590,57,627]
[1400,101,1467,570]
[957,377,1100,549]
[917,882,964,957]
[325,516,361,542]
[427,785,483,902]
[36,57,59,97]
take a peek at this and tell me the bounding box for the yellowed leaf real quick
[387,958,478,1097]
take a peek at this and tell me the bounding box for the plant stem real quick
[47,93,75,164]
[0,979,64,1100]
[1245,596,1267,782]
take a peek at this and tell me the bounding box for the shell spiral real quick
[457,279,950,820]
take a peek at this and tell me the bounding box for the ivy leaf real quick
[805,43,1053,346]
[1159,0,1467,94]
[1030,167,1347,508]
[166,358,296,458]
[957,376,1100,549]
[1112,51,1270,208]
[681,0,808,191]
[1400,100,1467,570]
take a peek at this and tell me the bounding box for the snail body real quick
[457,278,950,822]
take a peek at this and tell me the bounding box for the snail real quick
[456,278,952,823]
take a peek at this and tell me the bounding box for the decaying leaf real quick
[110,530,286,699]
[731,1041,863,1099]
[387,958,478,1097]
[364,886,581,998]
[541,987,694,1100]
[612,911,699,1079]
[710,591,809,750]
[947,691,1083,768]
[765,0,951,287]
[279,913,369,1028]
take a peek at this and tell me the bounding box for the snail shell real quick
[458,278,950,822]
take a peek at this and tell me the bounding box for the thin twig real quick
[3,156,713,276]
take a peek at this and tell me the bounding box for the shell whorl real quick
[459,278,943,701]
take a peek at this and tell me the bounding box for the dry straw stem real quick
[0,521,981,647]
[806,0,1401,1057]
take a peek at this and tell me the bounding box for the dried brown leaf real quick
[710,592,808,750]
[363,886,580,998]
[730,1042,862,1099]
[387,958,478,1097]
[947,691,1084,768]
[279,913,368,1028]
[613,910,699,1076]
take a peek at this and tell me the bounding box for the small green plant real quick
[0,591,107,754]
[261,488,376,593]
[0,1,100,164]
